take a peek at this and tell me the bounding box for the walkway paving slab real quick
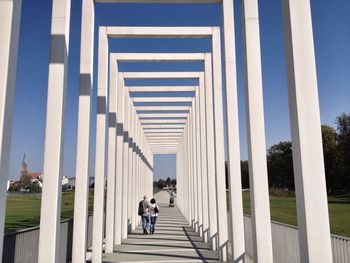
[100,191,222,263]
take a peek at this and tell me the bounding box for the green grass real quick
[5,190,350,237]
[241,191,350,237]
[5,191,94,233]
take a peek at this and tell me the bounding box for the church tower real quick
[21,152,28,178]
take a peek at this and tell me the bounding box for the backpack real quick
[138,201,143,216]
[154,205,159,214]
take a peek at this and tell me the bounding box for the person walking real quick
[149,198,159,235]
[138,195,151,235]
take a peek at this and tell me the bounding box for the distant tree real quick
[321,125,339,193]
[166,177,171,187]
[335,113,350,191]
[171,179,177,187]
[28,180,42,193]
[157,179,167,189]
[8,182,21,192]
[267,141,294,190]
[20,174,32,190]
[241,161,249,189]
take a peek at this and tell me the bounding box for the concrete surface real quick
[100,191,222,263]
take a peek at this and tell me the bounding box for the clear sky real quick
[8,0,350,181]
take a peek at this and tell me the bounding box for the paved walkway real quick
[102,191,222,263]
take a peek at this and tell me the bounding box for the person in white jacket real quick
[149,198,159,235]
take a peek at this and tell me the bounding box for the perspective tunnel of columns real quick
[0,0,335,263]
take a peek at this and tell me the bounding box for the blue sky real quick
[8,0,350,181]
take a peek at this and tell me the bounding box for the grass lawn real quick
[5,190,350,237]
[5,191,94,233]
[241,191,350,237]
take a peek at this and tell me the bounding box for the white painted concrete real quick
[0,0,22,260]
[222,0,246,261]
[204,53,218,251]
[282,1,333,261]
[128,86,196,93]
[212,27,228,262]
[242,1,273,261]
[105,54,117,253]
[38,0,71,262]
[92,27,108,263]
[72,0,94,261]
[106,26,213,38]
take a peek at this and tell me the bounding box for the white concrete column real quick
[105,54,117,253]
[195,94,203,238]
[191,107,198,232]
[92,26,108,263]
[131,109,137,230]
[199,75,209,243]
[0,0,21,260]
[242,1,273,261]
[114,73,124,245]
[212,27,228,262]
[122,86,130,239]
[185,128,191,223]
[38,0,71,262]
[222,0,246,261]
[127,98,133,233]
[204,53,218,251]
[72,0,94,261]
[188,116,194,227]
[282,1,333,262]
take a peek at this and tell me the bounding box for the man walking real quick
[138,195,151,234]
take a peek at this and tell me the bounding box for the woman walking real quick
[149,198,159,235]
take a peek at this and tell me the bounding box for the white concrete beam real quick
[146,134,182,137]
[123,72,200,80]
[116,53,205,62]
[128,86,196,93]
[132,97,193,103]
[141,119,186,124]
[142,125,185,129]
[106,26,213,38]
[144,129,183,133]
[136,106,190,111]
[97,0,221,3]
[139,113,188,118]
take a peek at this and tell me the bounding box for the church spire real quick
[21,152,28,175]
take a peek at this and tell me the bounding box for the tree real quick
[20,174,32,190]
[267,141,294,190]
[171,179,177,187]
[166,177,171,187]
[156,179,167,189]
[321,125,339,193]
[335,113,350,191]
[241,161,249,189]
[28,180,42,193]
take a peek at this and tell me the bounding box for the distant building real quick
[9,153,67,191]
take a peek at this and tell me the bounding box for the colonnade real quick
[0,0,334,263]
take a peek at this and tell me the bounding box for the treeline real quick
[237,113,350,194]
[154,177,176,189]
